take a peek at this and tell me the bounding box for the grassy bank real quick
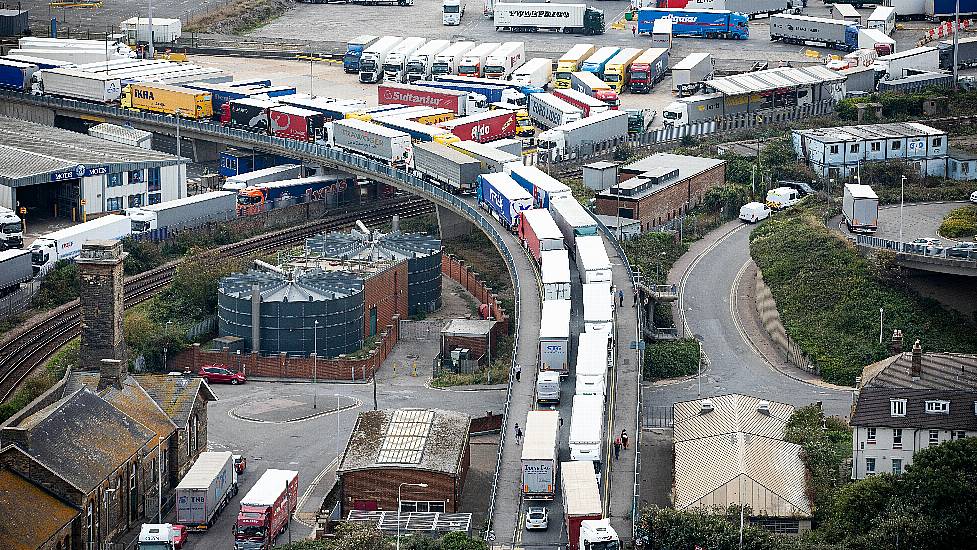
[750,202,977,385]
[185,0,292,35]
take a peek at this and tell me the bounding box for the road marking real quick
[677,223,746,339]
[292,456,339,529]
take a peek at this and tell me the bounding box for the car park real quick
[526,506,549,530]
[199,364,247,384]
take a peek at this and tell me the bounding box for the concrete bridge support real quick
[436,204,474,239]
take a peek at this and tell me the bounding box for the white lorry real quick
[458,42,501,77]
[443,0,464,25]
[405,39,452,83]
[493,3,605,35]
[521,410,560,500]
[576,235,612,284]
[539,299,571,374]
[541,248,571,301]
[510,57,552,90]
[843,183,879,233]
[34,68,123,102]
[569,393,604,464]
[175,451,238,530]
[432,41,476,76]
[127,191,238,234]
[483,41,526,79]
[359,36,404,83]
[858,28,896,56]
[383,37,427,83]
[537,109,628,161]
[671,52,714,94]
[329,118,414,168]
[30,214,131,276]
[528,92,583,129]
[873,46,940,80]
[223,164,303,191]
[0,207,23,247]
[575,331,608,396]
[582,282,613,333]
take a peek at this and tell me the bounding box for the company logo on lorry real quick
[507,9,571,17]
[134,88,155,100]
[382,89,454,109]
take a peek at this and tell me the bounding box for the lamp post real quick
[899,175,906,250]
[163,320,172,370]
[397,483,428,550]
[313,320,319,409]
[147,0,154,59]
[879,308,884,345]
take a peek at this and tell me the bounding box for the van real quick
[765,187,801,210]
[536,370,561,404]
[738,202,771,223]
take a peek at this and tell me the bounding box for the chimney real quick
[97,358,126,391]
[890,329,904,355]
[0,426,28,450]
[911,339,923,379]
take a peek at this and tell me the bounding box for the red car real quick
[172,524,187,549]
[199,364,246,385]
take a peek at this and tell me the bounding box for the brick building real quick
[77,241,127,370]
[594,153,726,232]
[441,319,499,366]
[338,409,471,516]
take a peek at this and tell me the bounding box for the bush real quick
[784,405,852,516]
[151,251,248,322]
[32,261,79,309]
[939,205,977,238]
[644,339,700,380]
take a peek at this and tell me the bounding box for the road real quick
[833,201,966,244]
[651,222,852,419]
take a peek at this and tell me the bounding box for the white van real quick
[765,187,801,210]
[739,202,772,223]
[535,370,561,404]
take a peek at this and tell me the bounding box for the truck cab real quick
[443,0,463,25]
[128,208,157,234]
[233,506,273,550]
[536,370,561,403]
[579,519,620,550]
[0,207,23,248]
[138,523,186,550]
[29,239,56,277]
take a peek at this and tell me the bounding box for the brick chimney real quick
[911,339,923,379]
[0,426,28,450]
[97,358,126,391]
[890,329,904,355]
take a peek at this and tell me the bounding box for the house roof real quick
[673,393,794,442]
[339,408,471,475]
[0,468,78,550]
[15,388,154,492]
[852,387,977,430]
[442,319,496,337]
[133,373,217,428]
[793,122,944,144]
[601,153,724,201]
[948,147,977,162]
[66,372,177,443]
[860,351,977,391]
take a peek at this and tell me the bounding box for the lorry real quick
[218,150,297,178]
[867,5,896,34]
[34,68,122,102]
[577,236,612,284]
[582,282,613,334]
[18,37,133,57]
[521,410,560,500]
[769,14,858,51]
[477,172,533,230]
[223,164,303,191]
[556,44,597,89]
[452,140,520,172]
[121,83,213,119]
[671,52,714,94]
[432,41,476,75]
[562,460,619,550]
[2,54,73,70]
[832,2,862,23]
[412,141,483,193]
[486,103,532,137]
[30,214,131,277]
[484,41,526,79]
[569,394,604,465]
[281,97,368,121]
[873,46,940,79]
[540,248,571,301]
[329,118,414,168]
[493,3,605,35]
[374,116,459,142]
[237,173,354,215]
[0,207,23,248]
[858,28,895,56]
[381,82,484,115]
[627,48,669,93]
[537,110,629,162]
[343,35,379,73]
[175,451,238,530]
[406,39,452,83]
[0,59,34,92]
[128,191,237,234]
[651,18,673,49]
[885,0,926,19]
[939,36,977,69]
[569,71,619,108]
[9,48,128,66]
[656,0,790,17]
[549,195,599,248]
[575,331,608,396]
[458,42,501,77]
[233,469,298,550]
[443,0,464,24]
[508,164,573,208]
[520,208,565,262]
[438,110,517,142]
[225,97,278,132]
[359,36,405,83]
[538,298,571,373]
[602,48,643,93]
[137,523,186,550]
[425,77,525,103]
[552,88,609,118]
[269,105,326,142]
[383,37,428,83]
[0,249,32,295]
[843,183,879,233]
[510,57,552,91]
[580,46,619,79]
[637,8,749,39]
[528,92,583,129]
[536,369,562,403]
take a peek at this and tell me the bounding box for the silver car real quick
[525,507,548,530]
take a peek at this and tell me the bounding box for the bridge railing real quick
[855,235,977,263]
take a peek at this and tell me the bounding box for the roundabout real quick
[230,392,361,423]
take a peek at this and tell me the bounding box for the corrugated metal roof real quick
[377,409,434,465]
[705,66,844,96]
[673,394,793,442]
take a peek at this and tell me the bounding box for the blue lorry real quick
[477,172,534,231]
[0,59,35,92]
[182,83,296,119]
[343,35,380,73]
[507,164,573,209]
[637,8,749,39]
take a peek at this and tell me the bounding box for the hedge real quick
[644,339,700,380]
[939,205,977,239]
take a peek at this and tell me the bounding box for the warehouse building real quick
[594,153,725,232]
[0,116,185,220]
[338,408,471,516]
[792,122,949,180]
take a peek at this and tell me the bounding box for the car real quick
[909,237,941,254]
[739,202,772,223]
[525,506,548,530]
[777,180,816,196]
[199,364,246,384]
[947,242,977,259]
[970,190,977,204]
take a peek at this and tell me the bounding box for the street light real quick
[397,483,428,550]
[163,320,172,370]
[899,175,906,251]
[879,308,884,345]
[313,320,319,409]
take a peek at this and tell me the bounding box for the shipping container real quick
[539,298,571,374]
[831,2,862,24]
[521,410,560,500]
[508,164,573,209]
[549,196,599,248]
[218,150,297,178]
[477,172,533,229]
[541,248,571,301]
[412,141,483,193]
[175,451,237,530]
[120,17,182,42]
[438,110,516,142]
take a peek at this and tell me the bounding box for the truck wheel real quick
[496,26,502,31]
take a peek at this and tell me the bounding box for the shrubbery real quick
[644,339,700,380]
[939,205,977,238]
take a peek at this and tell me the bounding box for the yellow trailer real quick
[121,83,213,119]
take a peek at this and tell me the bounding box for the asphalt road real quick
[834,201,967,244]
[647,222,853,419]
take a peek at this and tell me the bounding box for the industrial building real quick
[594,153,726,232]
[673,394,813,534]
[338,408,471,516]
[792,122,949,180]
[0,116,185,220]
[701,65,846,112]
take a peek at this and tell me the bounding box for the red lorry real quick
[233,469,298,550]
[518,208,565,263]
[551,88,609,118]
[438,110,515,143]
[377,83,477,115]
[268,105,325,142]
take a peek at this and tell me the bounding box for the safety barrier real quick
[856,234,977,264]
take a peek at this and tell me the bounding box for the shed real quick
[441,319,498,366]
[582,161,619,191]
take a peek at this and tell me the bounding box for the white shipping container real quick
[120,17,183,43]
[575,235,611,283]
[541,249,571,301]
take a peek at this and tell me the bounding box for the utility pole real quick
[147,0,155,59]
[954,0,961,91]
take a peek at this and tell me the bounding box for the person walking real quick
[621,429,629,450]
[618,289,624,307]
[613,437,622,459]
[514,364,522,382]
[515,423,523,444]
[631,25,637,36]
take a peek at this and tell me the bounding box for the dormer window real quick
[891,399,907,417]
[925,400,949,414]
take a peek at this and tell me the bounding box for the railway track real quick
[0,197,433,402]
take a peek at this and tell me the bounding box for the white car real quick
[525,507,548,530]
[739,202,772,223]
[970,190,977,204]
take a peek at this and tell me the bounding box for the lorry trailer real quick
[374,116,458,143]
[580,46,619,78]
[867,6,896,34]
[329,118,414,168]
[520,208,565,262]
[555,43,597,88]
[671,52,714,94]
[843,183,879,233]
[538,298,571,373]
[484,41,526,79]
[575,331,608,395]
[627,47,669,93]
[128,191,237,234]
[569,394,604,464]
[218,150,297,178]
[344,35,379,73]
[380,82,484,115]
[458,42,501,77]
[831,2,862,23]
[552,87,609,117]
[656,0,790,17]
[521,410,560,500]
[549,195,599,248]
[508,164,573,209]
[0,59,35,92]
[452,140,520,172]
[477,172,533,229]
[769,14,858,51]
[431,41,476,76]
[226,97,279,132]
[493,3,605,35]
[234,469,298,550]
[537,110,629,162]
[541,248,571,301]
[637,8,749,39]
[121,82,213,118]
[0,249,31,295]
[175,451,238,531]
[569,71,619,107]
[939,36,977,69]
[602,48,643,93]
[438,109,516,142]
[383,37,427,83]
[873,46,940,80]
[528,92,583,129]
[413,141,483,193]
[405,39,452,83]
[582,281,614,334]
[510,57,553,91]
[269,105,326,142]
[359,36,405,83]
[35,68,123,102]
[576,235,612,284]
[237,173,355,215]
[30,214,131,277]
[223,164,303,191]
[857,28,895,55]
[562,460,618,550]
[418,79,520,107]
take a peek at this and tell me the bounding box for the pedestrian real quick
[618,289,624,307]
[621,429,629,450]
[515,423,523,444]
[613,437,621,459]
[632,25,637,36]
[514,364,522,382]
[559,417,564,428]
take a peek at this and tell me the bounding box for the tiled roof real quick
[66,372,177,443]
[18,388,153,492]
[852,387,977,430]
[861,352,977,391]
[133,374,217,428]
[0,468,77,550]
[339,408,470,475]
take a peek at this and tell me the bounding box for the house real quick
[338,408,471,516]
[672,394,813,534]
[946,147,977,181]
[851,338,977,479]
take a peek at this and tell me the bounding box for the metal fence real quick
[642,404,674,429]
[0,281,41,321]
[398,319,445,341]
[856,234,977,263]
[186,316,216,340]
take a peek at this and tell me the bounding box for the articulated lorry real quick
[383,37,427,83]
[420,79,520,106]
[580,46,619,78]
[484,41,526,79]
[549,195,599,248]
[769,14,859,51]
[359,36,404,83]
[521,410,560,500]
[343,35,379,73]
[520,208,566,262]
[493,3,605,35]
[537,109,628,161]
[34,68,123,102]
[30,215,131,277]
[405,39,452,83]
[121,82,213,118]
[431,41,476,76]
[508,163,573,209]
[569,71,619,107]
[603,48,643,93]
[510,57,552,91]
[128,191,237,234]
[528,92,583,129]
[223,164,303,191]
[412,141,483,193]
[380,82,485,115]
[234,469,298,550]
[330,118,414,168]
[656,0,791,16]
[671,52,714,94]
[0,59,35,92]
[176,451,238,531]
[237,173,353,215]
[477,172,533,230]
[637,8,749,39]
[457,42,501,77]
[538,299,571,373]
[555,43,597,88]
[562,460,619,550]
[0,207,22,248]
[438,110,516,142]
[627,47,669,93]
[0,249,32,296]
[552,88,608,117]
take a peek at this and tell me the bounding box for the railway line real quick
[0,197,432,402]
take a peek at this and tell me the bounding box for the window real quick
[129,170,144,184]
[850,143,860,154]
[86,501,94,544]
[892,140,901,150]
[929,429,940,445]
[148,167,161,192]
[871,141,881,152]
[963,162,971,175]
[829,145,840,155]
[128,194,143,208]
[925,400,950,414]
[189,414,199,452]
[892,458,902,475]
[399,501,446,513]
[865,457,876,474]
[933,137,943,147]
[106,197,123,211]
[890,399,906,416]
[866,427,877,443]
[107,172,122,188]
[893,428,903,449]
[148,193,162,205]
[952,430,967,440]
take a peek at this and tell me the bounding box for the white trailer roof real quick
[453,140,520,165]
[241,469,298,507]
[560,43,596,62]
[868,5,895,20]
[521,410,560,461]
[674,52,711,71]
[569,394,604,444]
[576,332,608,376]
[138,191,235,213]
[174,451,232,491]
[251,174,344,191]
[539,299,571,339]
[335,117,411,139]
[582,282,613,323]
[541,249,571,284]
[523,209,563,242]
[554,109,628,132]
[562,460,602,516]
[576,235,611,272]
[510,165,571,196]
[226,164,301,184]
[845,183,878,199]
[878,46,937,61]
[550,197,596,230]
[0,248,29,262]
[41,214,128,241]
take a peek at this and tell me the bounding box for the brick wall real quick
[440,253,509,335]
[362,262,409,338]
[340,467,463,516]
[443,334,494,365]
